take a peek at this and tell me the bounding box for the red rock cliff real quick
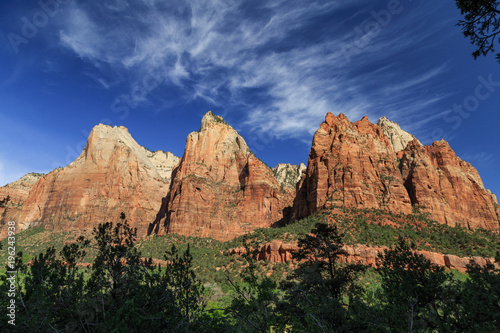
[149,111,293,241]
[293,113,499,231]
[399,139,500,229]
[292,112,412,220]
[16,124,178,237]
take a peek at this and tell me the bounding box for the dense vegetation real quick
[1,209,499,331]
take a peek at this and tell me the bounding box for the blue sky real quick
[0,0,499,197]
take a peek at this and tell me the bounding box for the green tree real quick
[279,223,366,332]
[162,244,206,331]
[455,0,500,62]
[225,238,281,332]
[83,213,207,332]
[0,213,208,332]
[451,262,500,332]
[2,244,87,332]
[376,238,453,332]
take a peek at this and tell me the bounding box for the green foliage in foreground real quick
[1,212,500,332]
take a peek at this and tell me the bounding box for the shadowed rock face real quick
[292,112,413,220]
[15,124,178,237]
[149,112,294,241]
[399,139,500,230]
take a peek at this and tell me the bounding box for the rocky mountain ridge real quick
[1,111,498,243]
[377,116,421,153]
[0,172,45,239]
[293,112,499,230]
[273,163,306,189]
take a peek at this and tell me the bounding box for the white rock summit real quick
[377,116,421,153]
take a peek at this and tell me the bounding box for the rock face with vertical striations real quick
[399,139,500,230]
[15,124,179,237]
[149,111,293,241]
[292,112,499,231]
[292,112,413,220]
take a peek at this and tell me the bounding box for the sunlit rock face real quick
[0,173,45,238]
[377,116,421,153]
[292,113,413,220]
[292,112,499,231]
[399,139,500,230]
[150,112,294,241]
[16,124,178,237]
[273,163,306,189]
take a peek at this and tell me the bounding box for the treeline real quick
[1,214,499,332]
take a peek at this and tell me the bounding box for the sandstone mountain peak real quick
[293,113,413,220]
[200,111,231,132]
[12,123,179,237]
[2,111,498,243]
[399,137,499,229]
[377,116,421,153]
[3,172,46,188]
[0,172,46,238]
[292,113,499,230]
[150,112,294,241]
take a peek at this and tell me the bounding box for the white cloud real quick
[57,0,451,141]
[461,152,494,166]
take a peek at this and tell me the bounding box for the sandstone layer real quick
[232,240,499,274]
[399,139,500,229]
[15,124,179,237]
[292,113,413,220]
[149,112,294,241]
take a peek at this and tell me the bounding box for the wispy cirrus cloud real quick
[57,0,451,141]
[461,152,495,167]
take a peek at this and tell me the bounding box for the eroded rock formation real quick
[149,112,294,241]
[292,112,499,231]
[399,139,500,229]
[15,124,179,237]
[292,112,413,220]
[230,240,499,274]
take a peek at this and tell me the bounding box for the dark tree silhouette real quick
[456,0,500,62]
